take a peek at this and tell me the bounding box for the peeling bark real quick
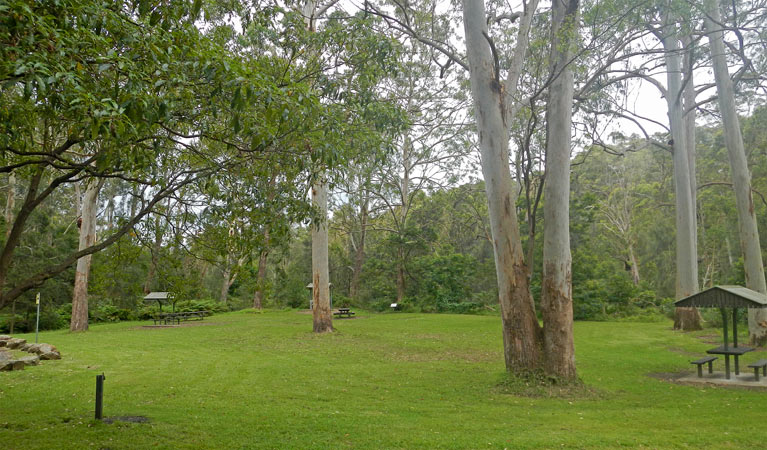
[463,0,542,372]
[540,0,579,380]
[70,179,101,332]
[303,0,333,333]
[311,178,333,333]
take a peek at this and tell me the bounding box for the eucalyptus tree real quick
[70,177,102,331]
[365,25,470,304]
[289,1,403,331]
[702,0,767,344]
[364,0,585,377]
[651,3,701,330]
[0,0,320,322]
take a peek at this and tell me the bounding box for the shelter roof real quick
[143,291,172,301]
[674,285,767,308]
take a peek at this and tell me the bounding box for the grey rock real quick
[6,338,26,349]
[0,359,25,371]
[18,355,40,366]
[25,343,41,354]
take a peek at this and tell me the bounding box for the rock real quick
[0,349,10,361]
[0,359,25,371]
[36,344,61,360]
[6,338,26,349]
[40,351,61,360]
[25,343,41,354]
[18,355,40,366]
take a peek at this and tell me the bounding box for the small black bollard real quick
[95,373,106,420]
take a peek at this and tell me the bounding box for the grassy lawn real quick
[1,310,766,449]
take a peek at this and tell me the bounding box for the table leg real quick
[735,355,740,375]
[725,355,731,380]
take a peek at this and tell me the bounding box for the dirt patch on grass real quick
[102,416,151,424]
[494,372,603,399]
[647,371,688,381]
[696,334,721,344]
[136,322,219,330]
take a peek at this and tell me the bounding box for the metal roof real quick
[674,285,767,308]
[143,291,172,301]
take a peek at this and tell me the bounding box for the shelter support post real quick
[721,308,729,350]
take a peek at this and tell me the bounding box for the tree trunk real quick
[220,263,231,304]
[349,188,368,300]
[628,245,641,285]
[311,176,333,333]
[540,0,579,380]
[704,0,767,344]
[73,180,81,220]
[4,173,15,240]
[303,0,332,333]
[71,179,101,332]
[253,248,268,309]
[396,136,412,303]
[661,13,701,330]
[143,213,163,294]
[682,33,698,261]
[0,169,44,294]
[462,0,542,372]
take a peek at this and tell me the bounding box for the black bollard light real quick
[95,373,106,420]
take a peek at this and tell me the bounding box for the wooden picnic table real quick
[152,311,211,325]
[333,308,355,319]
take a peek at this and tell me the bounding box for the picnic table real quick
[152,311,210,325]
[333,308,355,319]
[706,345,754,379]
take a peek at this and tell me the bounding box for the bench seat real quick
[691,356,717,377]
[747,359,767,381]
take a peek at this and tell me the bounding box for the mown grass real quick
[1,310,766,449]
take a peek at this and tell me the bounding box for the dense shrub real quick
[174,299,227,314]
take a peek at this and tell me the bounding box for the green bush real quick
[174,298,227,314]
[0,307,65,333]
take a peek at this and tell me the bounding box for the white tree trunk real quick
[704,0,767,344]
[253,247,268,309]
[541,0,579,379]
[462,0,542,372]
[682,34,698,263]
[71,179,101,332]
[311,176,333,332]
[302,0,333,332]
[660,14,701,330]
[220,256,232,304]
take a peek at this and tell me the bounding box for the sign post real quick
[35,293,40,343]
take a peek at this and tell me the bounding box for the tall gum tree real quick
[541,0,579,379]
[70,178,101,332]
[302,0,334,333]
[703,0,767,344]
[462,0,544,372]
[657,7,701,330]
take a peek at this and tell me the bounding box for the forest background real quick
[1,0,766,336]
